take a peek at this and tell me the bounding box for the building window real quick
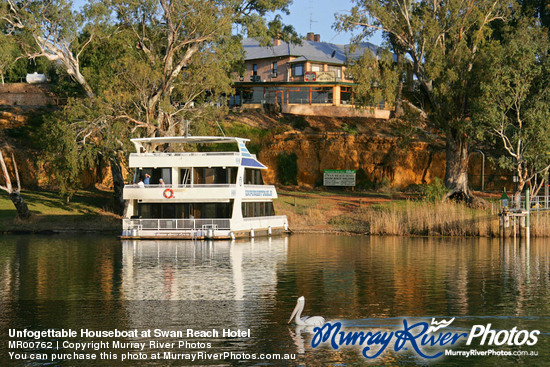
[272,62,278,75]
[328,65,342,78]
[292,63,304,77]
[310,63,323,72]
[252,64,257,76]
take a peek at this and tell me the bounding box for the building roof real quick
[242,38,380,65]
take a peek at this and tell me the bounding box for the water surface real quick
[0,234,548,365]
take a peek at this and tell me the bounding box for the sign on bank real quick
[323,170,356,187]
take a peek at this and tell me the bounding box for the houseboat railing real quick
[123,183,237,189]
[123,218,231,231]
[129,152,241,157]
[124,183,277,189]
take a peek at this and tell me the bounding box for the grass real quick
[329,201,498,236]
[0,189,120,233]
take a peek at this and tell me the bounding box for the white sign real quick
[323,170,356,186]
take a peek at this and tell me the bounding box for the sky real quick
[278,0,355,44]
[274,0,383,45]
[283,0,352,44]
[73,0,383,46]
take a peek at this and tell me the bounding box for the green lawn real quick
[0,189,120,233]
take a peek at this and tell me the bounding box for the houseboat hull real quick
[121,216,289,240]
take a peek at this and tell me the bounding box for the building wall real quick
[245,57,291,82]
[281,104,391,119]
[242,57,352,84]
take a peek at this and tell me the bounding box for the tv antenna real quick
[307,1,318,32]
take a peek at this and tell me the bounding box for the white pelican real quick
[288,296,326,326]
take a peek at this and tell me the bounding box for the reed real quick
[331,200,550,237]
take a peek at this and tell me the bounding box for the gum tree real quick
[337,0,512,199]
[474,19,550,205]
[33,0,296,213]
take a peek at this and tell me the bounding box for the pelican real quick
[288,296,326,326]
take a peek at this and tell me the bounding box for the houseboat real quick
[121,136,289,239]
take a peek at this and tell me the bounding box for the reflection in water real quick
[120,237,288,300]
[0,234,548,366]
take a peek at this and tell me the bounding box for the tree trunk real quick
[394,53,404,118]
[9,192,30,219]
[514,180,526,209]
[444,131,470,199]
[110,157,126,216]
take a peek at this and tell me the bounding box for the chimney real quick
[273,38,281,46]
[314,34,320,42]
[306,32,315,41]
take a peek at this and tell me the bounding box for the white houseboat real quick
[121,136,289,239]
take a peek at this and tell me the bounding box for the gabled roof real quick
[242,38,380,65]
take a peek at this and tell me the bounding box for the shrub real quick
[277,153,298,185]
[424,177,447,202]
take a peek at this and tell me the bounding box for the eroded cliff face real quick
[260,131,446,188]
[2,107,505,192]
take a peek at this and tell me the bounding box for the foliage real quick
[341,123,358,135]
[473,18,550,198]
[277,153,298,185]
[336,0,513,195]
[423,177,447,202]
[346,47,399,108]
[4,0,296,209]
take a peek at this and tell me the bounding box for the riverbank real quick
[2,188,549,237]
[275,189,550,237]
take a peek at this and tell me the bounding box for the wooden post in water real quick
[546,171,549,210]
[526,188,531,244]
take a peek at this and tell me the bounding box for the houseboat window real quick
[244,169,264,185]
[193,202,233,218]
[241,202,275,217]
[138,203,180,219]
[180,168,191,186]
[194,167,237,184]
[292,63,304,77]
[134,168,172,184]
[137,202,232,219]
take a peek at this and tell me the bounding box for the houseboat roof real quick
[131,136,250,146]
[130,136,266,169]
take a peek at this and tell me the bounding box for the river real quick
[0,234,548,366]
